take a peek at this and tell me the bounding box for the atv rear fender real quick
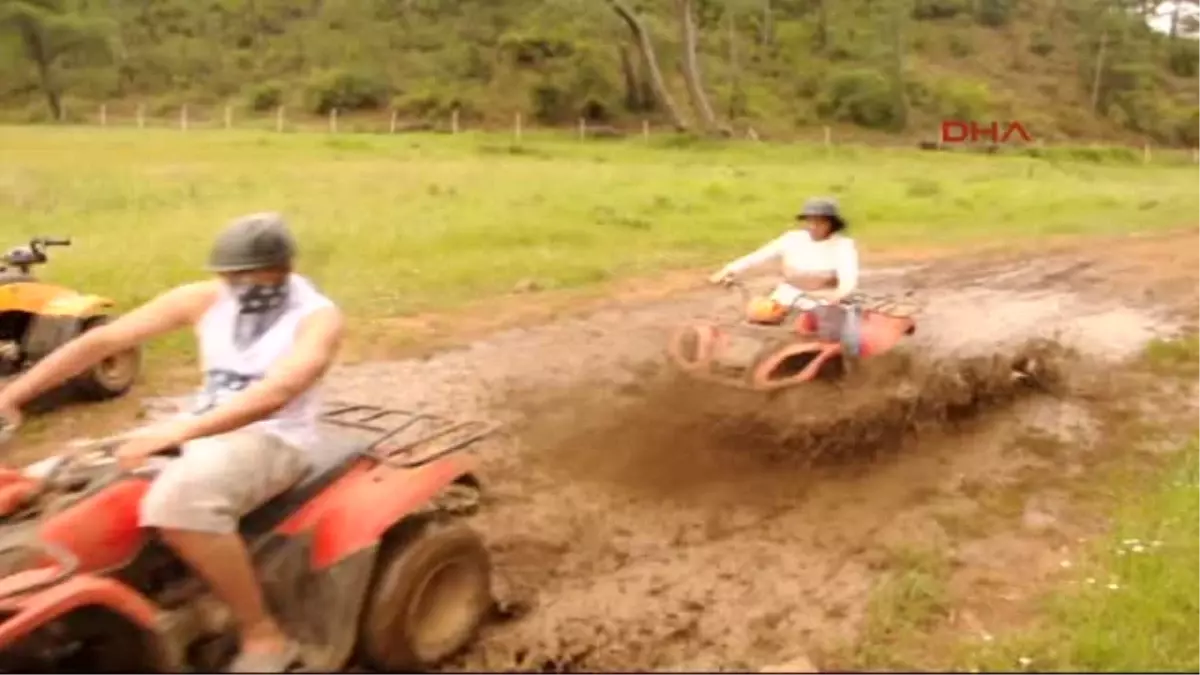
[40,293,114,318]
[857,310,917,358]
[0,568,160,652]
[276,452,479,570]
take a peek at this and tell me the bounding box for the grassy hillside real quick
[0,0,1197,145]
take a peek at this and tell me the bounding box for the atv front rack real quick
[0,540,79,602]
[319,401,501,469]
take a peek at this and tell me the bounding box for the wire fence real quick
[12,101,1200,164]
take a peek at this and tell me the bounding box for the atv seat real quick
[239,433,370,539]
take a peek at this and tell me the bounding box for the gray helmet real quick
[206,212,297,272]
[797,197,847,233]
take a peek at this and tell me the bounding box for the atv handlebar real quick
[0,236,72,273]
[34,237,72,248]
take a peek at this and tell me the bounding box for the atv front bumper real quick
[0,566,169,671]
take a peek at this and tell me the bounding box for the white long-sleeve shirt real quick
[722,230,860,306]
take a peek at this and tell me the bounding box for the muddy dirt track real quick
[313,230,1198,672]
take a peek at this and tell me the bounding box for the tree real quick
[0,0,112,120]
[676,0,723,133]
[603,0,690,130]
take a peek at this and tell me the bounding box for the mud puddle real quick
[317,235,1190,672]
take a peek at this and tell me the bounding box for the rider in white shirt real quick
[710,196,859,316]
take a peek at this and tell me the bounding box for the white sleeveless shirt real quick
[191,274,334,452]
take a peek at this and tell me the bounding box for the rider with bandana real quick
[0,213,343,673]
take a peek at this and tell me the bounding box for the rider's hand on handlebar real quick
[0,402,21,443]
[708,269,736,286]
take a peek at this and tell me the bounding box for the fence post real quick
[514,112,522,143]
[823,126,831,152]
[275,106,285,133]
[99,104,107,127]
[389,109,398,134]
[642,119,650,140]
[578,117,587,140]
[451,108,460,134]
[1142,142,1151,164]
[136,104,145,129]
[180,105,188,131]
[58,101,66,123]
[329,108,338,133]
[224,105,232,130]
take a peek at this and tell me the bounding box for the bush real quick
[1028,29,1055,56]
[912,0,970,20]
[909,76,993,120]
[528,53,619,125]
[817,68,904,130]
[1169,106,1199,146]
[246,82,283,112]
[304,70,389,115]
[1167,41,1199,78]
[947,33,974,58]
[976,0,1016,27]
[392,87,479,122]
[498,32,575,67]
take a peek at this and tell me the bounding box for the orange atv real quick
[0,402,499,672]
[667,280,919,392]
[0,237,140,400]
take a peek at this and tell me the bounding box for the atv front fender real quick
[0,568,160,651]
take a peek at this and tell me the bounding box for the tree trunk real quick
[604,0,689,130]
[17,21,63,121]
[887,0,908,130]
[761,0,773,47]
[638,49,658,111]
[815,0,829,52]
[618,44,643,111]
[675,0,721,133]
[1090,25,1108,113]
[727,5,742,120]
[1169,1,1181,37]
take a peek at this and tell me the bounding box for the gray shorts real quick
[139,429,310,534]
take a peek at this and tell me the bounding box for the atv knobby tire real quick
[70,316,141,400]
[360,518,492,671]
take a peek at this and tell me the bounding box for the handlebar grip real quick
[43,237,72,246]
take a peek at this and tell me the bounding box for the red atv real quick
[667,280,920,392]
[0,403,500,673]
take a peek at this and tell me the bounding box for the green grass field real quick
[1,127,1196,323]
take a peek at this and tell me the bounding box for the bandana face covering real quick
[230,281,290,349]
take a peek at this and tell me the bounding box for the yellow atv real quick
[0,237,140,400]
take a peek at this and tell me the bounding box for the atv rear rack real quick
[319,401,501,469]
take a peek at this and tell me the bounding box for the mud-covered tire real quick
[70,316,141,400]
[359,518,493,671]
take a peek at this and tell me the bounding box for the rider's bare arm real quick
[0,282,218,410]
[718,233,789,279]
[168,305,344,446]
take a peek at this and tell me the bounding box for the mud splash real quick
[500,338,1078,494]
